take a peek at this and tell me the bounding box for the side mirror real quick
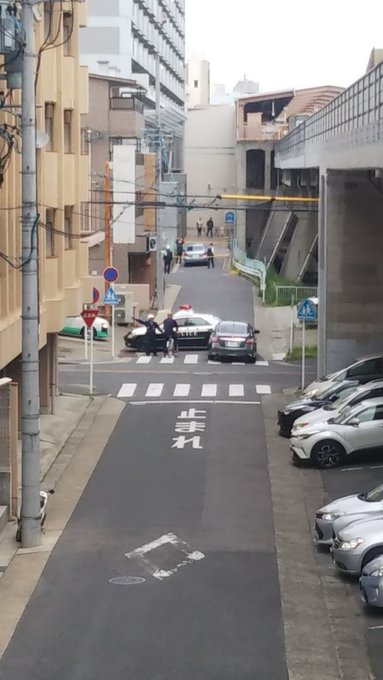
[348,417,360,427]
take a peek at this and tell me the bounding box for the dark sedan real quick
[208,320,259,363]
[277,379,359,437]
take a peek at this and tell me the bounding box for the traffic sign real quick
[225,211,236,225]
[103,266,119,283]
[92,287,100,304]
[103,287,121,305]
[81,309,99,328]
[297,298,318,322]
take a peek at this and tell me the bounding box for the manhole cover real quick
[109,576,146,586]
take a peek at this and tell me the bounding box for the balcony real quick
[109,99,144,138]
[110,96,144,114]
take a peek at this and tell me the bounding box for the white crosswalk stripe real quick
[117,382,272,399]
[160,357,174,364]
[184,354,198,364]
[256,385,272,394]
[117,383,137,398]
[229,384,244,397]
[173,384,190,397]
[136,355,152,364]
[256,360,269,367]
[145,383,164,397]
[201,384,217,397]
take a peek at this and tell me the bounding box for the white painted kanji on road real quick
[172,435,204,449]
[175,420,206,433]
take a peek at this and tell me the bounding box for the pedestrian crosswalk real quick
[131,354,269,367]
[116,382,272,399]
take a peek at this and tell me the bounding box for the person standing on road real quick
[207,242,215,269]
[163,312,179,355]
[196,218,203,237]
[132,313,161,356]
[206,217,214,238]
[175,238,184,264]
[163,246,173,274]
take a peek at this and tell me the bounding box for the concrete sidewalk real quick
[0,393,106,574]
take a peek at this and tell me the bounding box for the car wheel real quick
[292,452,303,466]
[246,356,256,364]
[311,440,346,469]
[361,547,383,571]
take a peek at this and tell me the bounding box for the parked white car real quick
[303,355,383,398]
[60,315,109,340]
[292,380,383,434]
[290,397,383,468]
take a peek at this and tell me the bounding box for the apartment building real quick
[80,0,186,171]
[82,73,157,300]
[0,1,91,413]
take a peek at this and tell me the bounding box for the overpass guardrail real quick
[232,239,267,303]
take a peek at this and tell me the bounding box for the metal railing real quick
[232,239,267,302]
[274,285,318,306]
[276,61,383,156]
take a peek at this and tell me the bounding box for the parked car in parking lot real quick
[60,315,109,340]
[293,380,383,435]
[331,515,383,576]
[315,481,383,545]
[278,380,359,437]
[360,554,383,606]
[290,397,383,468]
[303,355,383,398]
[208,320,259,363]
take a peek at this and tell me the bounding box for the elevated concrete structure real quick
[275,59,383,376]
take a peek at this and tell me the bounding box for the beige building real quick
[186,59,210,108]
[81,73,157,302]
[0,1,91,413]
[184,104,236,232]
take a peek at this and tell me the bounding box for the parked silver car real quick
[360,554,383,607]
[293,380,383,434]
[290,397,383,468]
[315,481,383,545]
[303,355,383,398]
[331,516,383,575]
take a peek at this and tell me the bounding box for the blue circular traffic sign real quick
[103,266,119,283]
[92,287,100,304]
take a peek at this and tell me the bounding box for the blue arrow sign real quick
[103,287,121,305]
[297,298,318,321]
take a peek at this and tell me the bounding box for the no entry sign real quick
[81,309,99,328]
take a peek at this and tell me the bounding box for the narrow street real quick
[0,260,294,679]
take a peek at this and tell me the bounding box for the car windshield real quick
[363,483,383,503]
[332,403,365,425]
[316,384,358,405]
[218,322,248,336]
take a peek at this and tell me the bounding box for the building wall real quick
[186,59,210,107]
[185,105,236,230]
[0,1,92,378]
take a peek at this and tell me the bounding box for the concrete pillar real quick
[280,208,317,279]
[323,170,383,373]
[264,150,271,192]
[234,144,246,250]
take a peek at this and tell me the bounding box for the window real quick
[193,79,198,88]
[186,317,207,327]
[64,206,73,249]
[45,208,55,256]
[44,103,55,151]
[80,128,89,155]
[348,358,383,378]
[63,12,73,56]
[135,190,144,218]
[64,110,72,153]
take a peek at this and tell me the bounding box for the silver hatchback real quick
[331,515,383,575]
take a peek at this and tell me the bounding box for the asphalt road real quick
[0,261,296,679]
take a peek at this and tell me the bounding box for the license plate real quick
[226,341,239,347]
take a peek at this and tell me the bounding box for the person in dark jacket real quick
[175,238,184,264]
[206,217,214,237]
[163,313,179,355]
[163,246,173,274]
[132,313,161,356]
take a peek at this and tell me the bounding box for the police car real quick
[124,306,221,351]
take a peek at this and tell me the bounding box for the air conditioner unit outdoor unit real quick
[114,291,134,325]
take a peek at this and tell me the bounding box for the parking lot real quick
[264,392,382,680]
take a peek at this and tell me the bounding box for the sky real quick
[185,0,383,93]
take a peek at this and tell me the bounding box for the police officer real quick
[163,312,179,355]
[132,313,161,356]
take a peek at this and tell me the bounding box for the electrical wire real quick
[0,214,39,268]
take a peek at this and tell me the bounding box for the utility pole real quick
[104,160,112,321]
[155,45,164,309]
[20,0,41,547]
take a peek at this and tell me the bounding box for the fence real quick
[232,239,267,302]
[274,285,318,306]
